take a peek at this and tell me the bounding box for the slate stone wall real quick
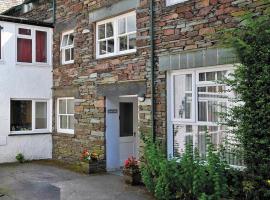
[6,0,270,168]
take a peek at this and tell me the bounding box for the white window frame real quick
[167,65,235,158]
[96,11,137,59]
[0,24,3,62]
[16,25,50,65]
[61,30,74,65]
[166,0,188,6]
[57,97,75,134]
[10,99,50,134]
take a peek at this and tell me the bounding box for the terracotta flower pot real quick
[123,168,142,185]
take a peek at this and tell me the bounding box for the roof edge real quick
[0,15,53,28]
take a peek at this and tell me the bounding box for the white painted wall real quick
[0,21,53,163]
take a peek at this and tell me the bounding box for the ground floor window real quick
[168,65,243,166]
[10,100,49,133]
[57,97,74,134]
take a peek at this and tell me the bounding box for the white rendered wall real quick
[0,21,53,163]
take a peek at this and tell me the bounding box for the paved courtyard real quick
[0,163,153,200]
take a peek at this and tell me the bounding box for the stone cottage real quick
[4,0,270,170]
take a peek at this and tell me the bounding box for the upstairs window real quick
[61,31,74,64]
[96,11,136,58]
[17,27,48,64]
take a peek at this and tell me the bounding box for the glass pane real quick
[68,34,74,45]
[120,103,133,137]
[217,71,227,80]
[65,48,71,61]
[35,102,47,129]
[59,99,66,114]
[128,34,136,50]
[10,100,32,131]
[36,31,47,63]
[208,101,218,122]
[106,22,114,37]
[17,38,32,63]
[67,99,74,114]
[68,116,74,130]
[119,36,127,51]
[198,101,207,121]
[199,73,205,81]
[98,24,105,39]
[19,28,31,35]
[206,72,216,81]
[61,34,68,47]
[99,41,106,55]
[118,18,126,34]
[71,47,74,60]
[127,15,136,32]
[107,39,114,53]
[174,74,193,120]
[60,115,67,129]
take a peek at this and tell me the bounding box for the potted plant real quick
[80,149,102,174]
[80,149,91,174]
[123,156,141,185]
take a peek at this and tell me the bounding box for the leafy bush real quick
[16,153,25,163]
[220,8,270,199]
[141,137,230,200]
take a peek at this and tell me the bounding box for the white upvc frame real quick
[0,23,3,62]
[166,0,188,6]
[10,99,50,134]
[16,25,50,66]
[61,30,74,65]
[96,11,136,59]
[167,64,235,158]
[57,97,75,134]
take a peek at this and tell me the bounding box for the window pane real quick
[127,15,136,32]
[67,99,74,114]
[198,101,207,121]
[35,102,47,129]
[118,18,126,34]
[19,28,31,35]
[60,115,67,129]
[17,38,32,63]
[68,116,74,130]
[61,34,68,47]
[71,47,74,60]
[106,22,114,38]
[10,100,32,131]
[199,73,205,81]
[206,72,216,81]
[59,99,66,114]
[99,41,106,55]
[174,74,193,120]
[65,48,71,61]
[128,34,136,50]
[68,34,74,45]
[119,36,127,51]
[36,31,47,63]
[98,24,105,39]
[107,39,114,53]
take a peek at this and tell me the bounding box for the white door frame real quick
[105,95,139,171]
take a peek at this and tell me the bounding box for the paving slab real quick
[0,163,153,200]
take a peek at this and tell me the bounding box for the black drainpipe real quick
[150,0,156,143]
[52,0,56,24]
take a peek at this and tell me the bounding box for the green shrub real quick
[141,137,230,200]
[16,153,25,163]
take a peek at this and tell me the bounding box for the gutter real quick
[150,0,156,143]
[52,0,56,23]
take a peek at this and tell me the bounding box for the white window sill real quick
[57,130,74,135]
[16,62,51,67]
[62,60,74,65]
[96,49,136,60]
[166,0,189,7]
[9,132,52,136]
